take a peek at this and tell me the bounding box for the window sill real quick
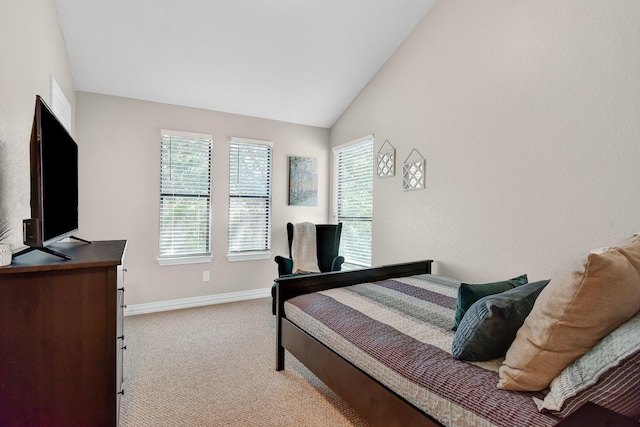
[157,255,213,266]
[226,251,272,262]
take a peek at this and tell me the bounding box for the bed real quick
[274,259,640,427]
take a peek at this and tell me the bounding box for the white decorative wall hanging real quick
[376,139,396,178]
[402,149,425,191]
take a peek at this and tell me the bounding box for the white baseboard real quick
[124,288,271,316]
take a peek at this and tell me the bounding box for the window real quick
[227,137,273,261]
[158,130,212,265]
[333,136,374,269]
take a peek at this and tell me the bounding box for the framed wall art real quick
[288,156,318,206]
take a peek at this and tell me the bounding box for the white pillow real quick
[535,310,640,412]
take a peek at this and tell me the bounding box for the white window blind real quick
[228,138,272,255]
[334,137,374,268]
[159,130,212,260]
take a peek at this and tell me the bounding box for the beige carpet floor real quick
[119,297,370,427]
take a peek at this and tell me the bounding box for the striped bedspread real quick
[284,274,561,427]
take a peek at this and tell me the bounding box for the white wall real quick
[76,92,329,305]
[331,1,640,282]
[0,0,76,247]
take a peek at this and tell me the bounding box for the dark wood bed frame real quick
[274,260,640,427]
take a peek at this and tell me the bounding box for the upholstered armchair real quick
[271,222,344,314]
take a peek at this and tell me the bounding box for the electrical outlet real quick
[202,271,210,282]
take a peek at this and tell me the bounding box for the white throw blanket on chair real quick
[291,222,321,274]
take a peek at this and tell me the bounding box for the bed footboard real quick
[275,260,432,371]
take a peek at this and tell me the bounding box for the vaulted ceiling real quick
[54,0,436,128]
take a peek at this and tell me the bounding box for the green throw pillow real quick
[452,274,528,331]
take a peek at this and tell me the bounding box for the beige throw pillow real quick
[497,234,640,391]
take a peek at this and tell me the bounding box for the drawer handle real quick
[121,304,127,309]
[118,389,125,396]
[118,335,125,340]
[122,345,127,351]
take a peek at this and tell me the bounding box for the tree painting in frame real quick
[288,156,318,206]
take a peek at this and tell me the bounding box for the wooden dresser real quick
[0,240,127,427]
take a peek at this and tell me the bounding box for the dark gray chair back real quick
[286,222,342,272]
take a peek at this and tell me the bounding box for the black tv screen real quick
[39,98,79,244]
[25,95,79,248]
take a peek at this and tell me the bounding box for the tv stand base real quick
[12,237,92,261]
[12,246,73,261]
[70,235,92,245]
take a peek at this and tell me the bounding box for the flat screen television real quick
[13,95,88,261]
